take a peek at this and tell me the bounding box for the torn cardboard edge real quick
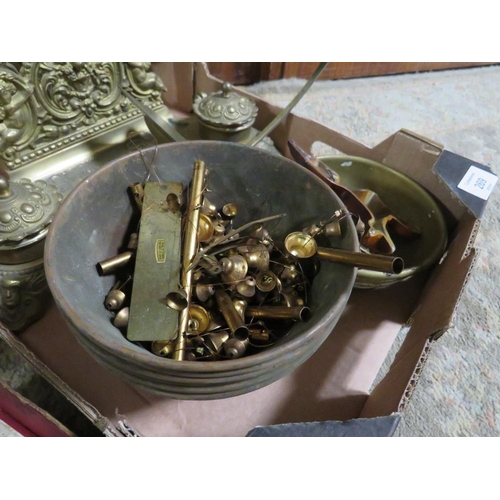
[0,324,138,437]
[0,379,71,437]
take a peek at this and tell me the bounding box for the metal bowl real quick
[318,155,448,289]
[45,141,358,400]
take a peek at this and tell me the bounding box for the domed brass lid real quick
[0,175,62,246]
[193,82,258,131]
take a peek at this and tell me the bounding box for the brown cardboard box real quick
[3,62,491,436]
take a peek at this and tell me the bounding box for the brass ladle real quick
[284,232,404,274]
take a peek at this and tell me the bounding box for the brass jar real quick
[0,175,62,331]
[193,82,259,143]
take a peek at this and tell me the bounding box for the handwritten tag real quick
[457,166,498,201]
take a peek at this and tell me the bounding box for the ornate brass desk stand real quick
[0,62,172,332]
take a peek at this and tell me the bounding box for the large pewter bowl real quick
[44,141,358,400]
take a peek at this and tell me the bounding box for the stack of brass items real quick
[96,160,316,362]
[288,141,421,257]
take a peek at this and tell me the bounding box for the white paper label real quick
[457,166,498,201]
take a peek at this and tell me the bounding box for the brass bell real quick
[255,270,281,293]
[213,220,226,237]
[221,202,238,220]
[249,225,273,249]
[323,219,342,238]
[151,338,177,357]
[237,244,270,271]
[104,277,131,311]
[113,307,130,328]
[105,289,126,311]
[186,304,211,336]
[235,277,256,298]
[204,331,230,355]
[165,289,188,311]
[198,213,215,243]
[224,338,249,359]
[220,255,248,284]
[202,197,217,217]
[195,283,215,302]
[272,261,301,285]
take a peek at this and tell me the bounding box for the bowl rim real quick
[45,141,358,373]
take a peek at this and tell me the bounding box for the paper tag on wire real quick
[457,166,498,201]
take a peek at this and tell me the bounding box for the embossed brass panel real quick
[0,62,172,184]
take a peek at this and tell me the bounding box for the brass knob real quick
[221,82,232,98]
[0,176,12,199]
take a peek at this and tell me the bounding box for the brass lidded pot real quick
[0,175,62,265]
[193,82,259,142]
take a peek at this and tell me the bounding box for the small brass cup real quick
[284,231,403,275]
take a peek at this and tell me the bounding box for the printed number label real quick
[457,166,498,201]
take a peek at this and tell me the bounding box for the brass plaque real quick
[127,181,183,342]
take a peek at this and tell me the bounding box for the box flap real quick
[360,336,434,418]
[360,232,478,418]
[373,130,471,226]
[433,150,497,218]
[406,214,479,337]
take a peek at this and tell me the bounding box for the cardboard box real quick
[3,62,494,436]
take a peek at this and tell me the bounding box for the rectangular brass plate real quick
[127,181,183,342]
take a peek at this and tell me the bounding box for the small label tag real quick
[155,239,166,263]
[457,166,498,201]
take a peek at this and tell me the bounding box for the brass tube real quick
[96,251,134,276]
[245,305,312,322]
[315,247,404,274]
[214,289,249,341]
[173,160,206,361]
